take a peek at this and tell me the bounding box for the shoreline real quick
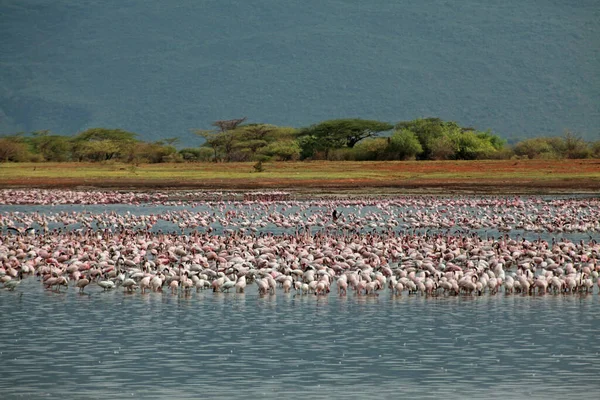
[1,159,598,196]
[2,179,599,196]
[1,182,599,199]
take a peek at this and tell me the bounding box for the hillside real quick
[1,0,598,146]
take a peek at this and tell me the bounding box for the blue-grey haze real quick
[1,0,599,146]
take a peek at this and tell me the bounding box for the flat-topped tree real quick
[72,128,138,161]
[194,117,248,162]
[161,137,180,147]
[74,128,137,143]
[195,119,300,162]
[30,131,72,162]
[194,129,239,162]
[212,117,247,133]
[234,124,276,156]
[299,118,393,159]
[241,124,275,141]
[302,119,393,148]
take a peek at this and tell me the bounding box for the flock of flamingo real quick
[1,190,598,297]
[0,189,290,205]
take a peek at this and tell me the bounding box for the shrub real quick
[259,141,301,161]
[253,160,264,172]
[388,129,423,160]
[590,141,600,158]
[513,138,557,159]
[0,138,33,162]
[352,138,388,161]
[179,147,214,162]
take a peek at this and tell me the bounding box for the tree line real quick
[1,118,598,163]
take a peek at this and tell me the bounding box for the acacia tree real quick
[234,124,274,157]
[72,128,138,161]
[194,117,247,162]
[195,119,300,162]
[299,118,393,159]
[233,124,299,159]
[0,137,32,162]
[212,117,247,132]
[161,137,180,147]
[30,130,72,161]
[75,140,121,162]
[304,119,393,147]
[194,129,240,162]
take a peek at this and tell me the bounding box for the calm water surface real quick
[1,199,599,399]
[1,281,599,399]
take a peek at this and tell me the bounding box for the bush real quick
[259,141,301,161]
[513,138,557,159]
[387,129,423,160]
[352,138,388,160]
[179,147,214,162]
[590,141,600,158]
[563,131,591,159]
[485,147,514,160]
[253,160,264,172]
[162,153,183,163]
[128,142,177,163]
[429,136,456,160]
[0,138,34,162]
[27,153,45,162]
[328,148,356,161]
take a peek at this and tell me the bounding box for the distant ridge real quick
[1,0,598,146]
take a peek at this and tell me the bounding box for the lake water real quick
[1,198,599,399]
[2,278,599,399]
[0,195,597,241]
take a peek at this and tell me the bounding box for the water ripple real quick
[1,279,599,399]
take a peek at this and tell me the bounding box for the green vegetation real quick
[1,118,599,164]
[193,119,301,162]
[1,128,179,164]
[298,119,394,159]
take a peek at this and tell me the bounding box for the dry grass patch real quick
[0,160,598,192]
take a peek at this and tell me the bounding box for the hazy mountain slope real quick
[1,0,598,145]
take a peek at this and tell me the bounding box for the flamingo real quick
[3,270,24,291]
[235,275,247,293]
[98,280,115,291]
[76,276,91,293]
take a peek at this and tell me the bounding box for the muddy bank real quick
[1,177,599,198]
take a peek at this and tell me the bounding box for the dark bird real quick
[7,226,35,236]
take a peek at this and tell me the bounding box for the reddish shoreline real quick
[1,159,598,195]
[1,178,599,195]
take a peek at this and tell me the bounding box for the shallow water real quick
[1,280,599,399]
[0,197,596,242]
[1,197,599,399]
